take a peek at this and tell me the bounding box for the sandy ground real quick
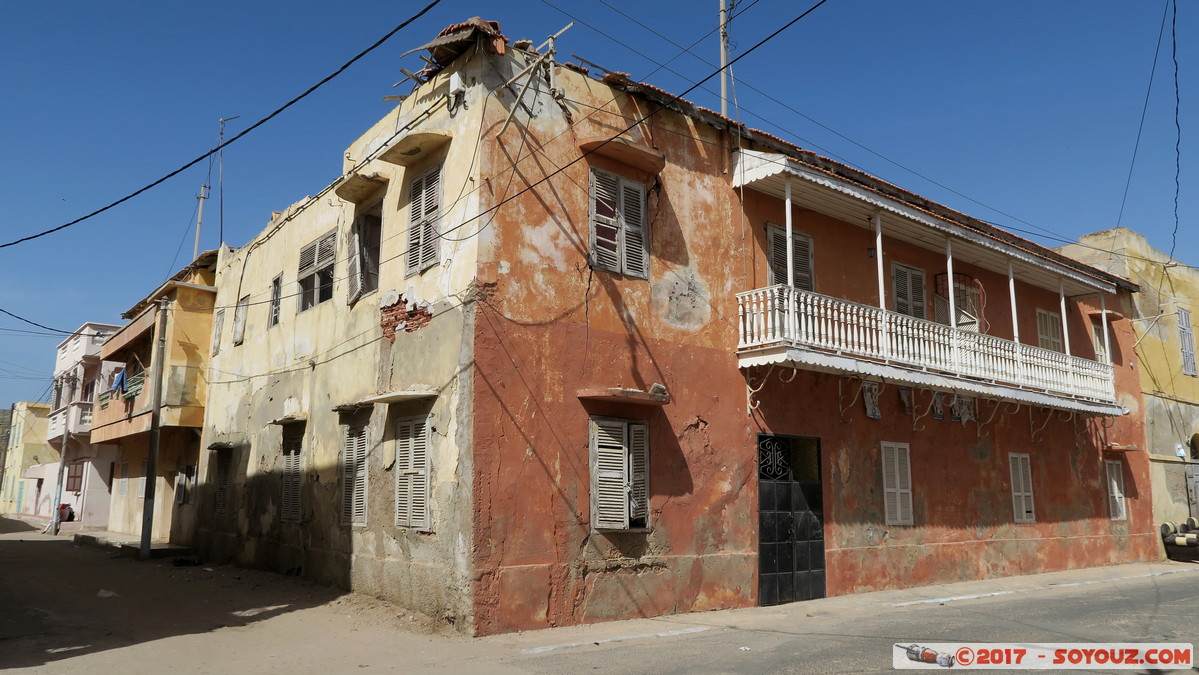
[0,517,515,674]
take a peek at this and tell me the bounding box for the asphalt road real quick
[516,570,1199,674]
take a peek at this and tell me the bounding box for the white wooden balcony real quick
[737,286,1120,415]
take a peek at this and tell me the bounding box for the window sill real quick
[593,527,652,534]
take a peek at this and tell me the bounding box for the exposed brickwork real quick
[380,296,433,343]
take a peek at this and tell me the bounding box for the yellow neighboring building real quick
[90,251,218,544]
[1061,227,1199,526]
[0,402,55,516]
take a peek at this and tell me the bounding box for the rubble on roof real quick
[401,17,507,80]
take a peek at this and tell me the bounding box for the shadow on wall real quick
[190,446,352,591]
[0,517,341,670]
[752,369,1144,532]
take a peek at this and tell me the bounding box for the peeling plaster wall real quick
[194,53,488,629]
[1062,228,1199,530]
[470,60,755,636]
[465,53,1155,635]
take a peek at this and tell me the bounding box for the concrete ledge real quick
[73,530,192,559]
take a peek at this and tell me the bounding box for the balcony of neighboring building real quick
[47,400,95,443]
[732,149,1132,417]
[91,301,212,445]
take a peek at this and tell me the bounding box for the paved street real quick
[2,516,1197,673]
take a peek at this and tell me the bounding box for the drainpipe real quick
[139,298,169,560]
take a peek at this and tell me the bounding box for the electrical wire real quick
[1168,0,1181,259]
[1116,2,1170,228]
[0,0,443,250]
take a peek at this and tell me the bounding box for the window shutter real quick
[589,170,621,272]
[620,181,649,278]
[1106,460,1126,521]
[1037,310,1063,352]
[298,241,317,276]
[1180,308,1196,376]
[407,172,425,274]
[232,296,249,346]
[628,422,649,522]
[896,444,912,524]
[893,266,911,317]
[591,418,629,529]
[211,310,225,356]
[1010,454,1035,523]
[347,226,363,303]
[410,420,429,529]
[881,442,912,526]
[342,425,368,525]
[419,167,441,270]
[281,432,302,522]
[214,451,230,513]
[766,224,813,291]
[908,269,926,320]
[792,234,813,291]
[395,418,430,529]
[317,232,336,268]
[767,224,787,286]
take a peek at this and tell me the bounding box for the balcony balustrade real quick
[736,285,1115,405]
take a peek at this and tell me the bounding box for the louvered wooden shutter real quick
[298,240,317,276]
[908,268,925,319]
[395,418,430,529]
[420,167,440,270]
[766,224,813,291]
[232,296,249,345]
[214,451,230,513]
[281,431,302,522]
[342,425,369,525]
[407,171,425,274]
[347,226,363,303]
[1010,453,1035,523]
[211,310,225,356]
[881,442,912,525]
[591,418,629,529]
[1180,308,1196,376]
[893,265,911,316]
[1037,310,1063,352]
[1106,460,1126,520]
[589,170,621,272]
[620,181,649,278]
[628,422,649,523]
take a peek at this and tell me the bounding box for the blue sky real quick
[0,1,1191,405]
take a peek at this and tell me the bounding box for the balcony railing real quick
[737,285,1115,404]
[47,400,95,439]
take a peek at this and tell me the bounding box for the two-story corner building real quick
[91,251,218,545]
[1060,227,1199,528]
[193,18,1157,636]
[46,323,121,530]
[0,402,54,518]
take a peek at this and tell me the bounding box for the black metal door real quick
[758,435,824,606]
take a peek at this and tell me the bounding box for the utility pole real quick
[193,185,208,260]
[217,116,240,246]
[139,298,169,560]
[719,0,729,117]
[49,374,72,535]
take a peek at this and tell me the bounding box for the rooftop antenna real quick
[193,184,209,260]
[719,0,730,117]
[217,116,239,245]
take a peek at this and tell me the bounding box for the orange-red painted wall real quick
[466,64,1156,636]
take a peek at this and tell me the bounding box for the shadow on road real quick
[0,517,343,669]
